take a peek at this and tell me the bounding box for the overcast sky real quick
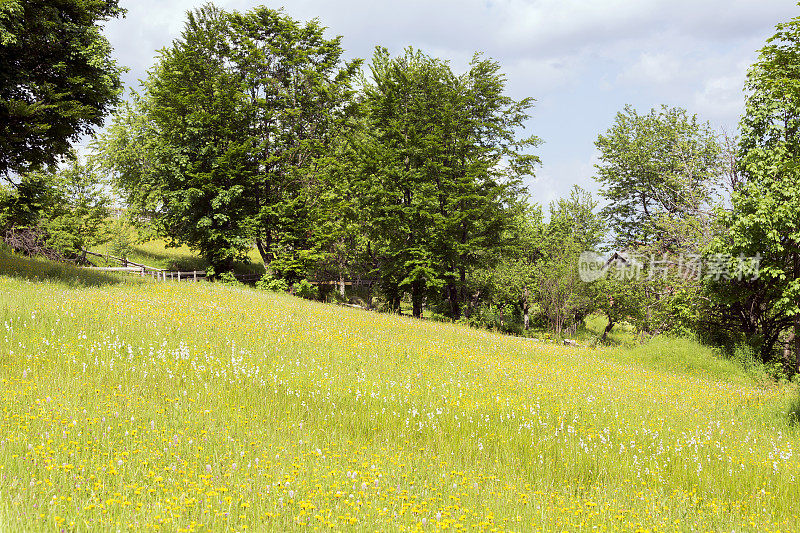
[100,0,798,207]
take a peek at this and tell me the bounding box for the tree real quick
[97,5,358,275]
[42,160,111,257]
[1,158,110,259]
[355,47,539,318]
[707,10,800,370]
[594,105,721,250]
[0,0,124,176]
[535,186,605,335]
[477,204,546,331]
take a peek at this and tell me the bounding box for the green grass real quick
[0,247,131,287]
[582,313,638,346]
[1,251,799,532]
[90,239,265,275]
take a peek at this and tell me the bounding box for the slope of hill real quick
[89,239,265,275]
[0,251,798,531]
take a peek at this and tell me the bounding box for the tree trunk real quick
[602,317,614,342]
[785,329,795,363]
[794,316,800,375]
[459,267,468,318]
[795,252,800,374]
[447,282,460,320]
[255,236,272,269]
[522,286,530,331]
[412,281,424,319]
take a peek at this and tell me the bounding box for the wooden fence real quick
[87,265,207,282]
[81,249,370,286]
[82,248,208,282]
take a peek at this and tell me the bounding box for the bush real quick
[108,218,135,260]
[256,273,288,292]
[217,271,241,285]
[292,279,319,300]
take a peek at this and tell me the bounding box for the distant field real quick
[89,239,265,275]
[1,251,799,531]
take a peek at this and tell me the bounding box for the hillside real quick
[0,252,798,532]
[88,239,265,276]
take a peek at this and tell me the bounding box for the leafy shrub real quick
[256,273,288,292]
[217,271,241,285]
[292,279,319,300]
[108,218,135,260]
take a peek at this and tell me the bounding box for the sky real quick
[100,0,799,207]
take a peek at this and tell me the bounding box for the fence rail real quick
[81,249,372,286]
[87,265,207,282]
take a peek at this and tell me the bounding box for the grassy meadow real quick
[89,239,265,276]
[1,251,799,532]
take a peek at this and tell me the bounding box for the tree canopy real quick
[97,4,359,274]
[707,11,800,367]
[354,47,540,317]
[0,0,124,176]
[594,105,720,250]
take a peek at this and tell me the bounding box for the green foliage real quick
[590,104,723,342]
[107,217,136,260]
[291,279,319,300]
[256,272,289,293]
[40,161,111,256]
[217,272,241,286]
[0,0,124,176]
[705,10,800,369]
[96,5,359,275]
[595,105,721,249]
[0,171,55,230]
[1,159,110,257]
[355,47,539,318]
[535,187,604,335]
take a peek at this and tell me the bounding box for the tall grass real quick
[0,252,798,531]
[0,248,129,287]
[90,239,265,275]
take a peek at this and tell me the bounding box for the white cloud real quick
[618,51,683,85]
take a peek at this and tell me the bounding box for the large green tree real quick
[98,5,358,274]
[595,105,721,250]
[0,159,110,258]
[0,0,124,176]
[707,10,800,369]
[536,186,605,335]
[355,48,539,318]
